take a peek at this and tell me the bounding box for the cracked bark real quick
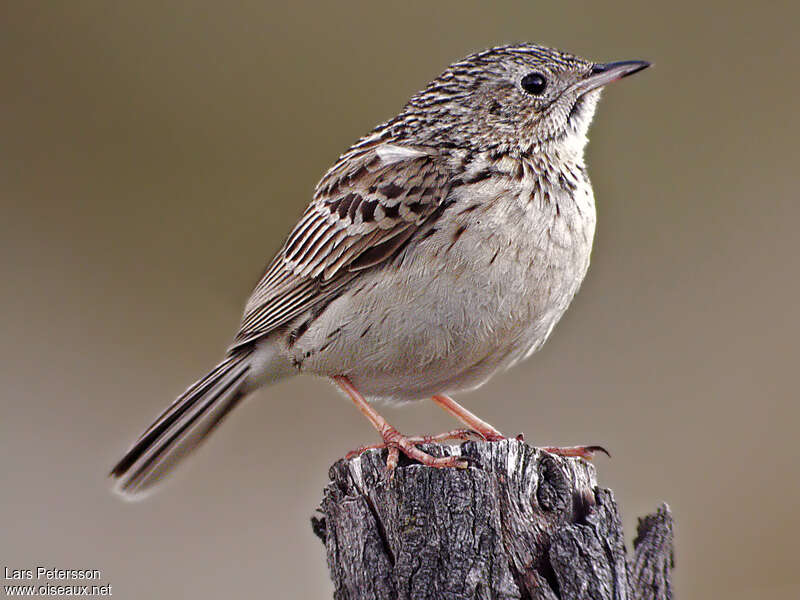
[312,439,673,600]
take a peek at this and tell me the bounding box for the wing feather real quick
[230,144,451,349]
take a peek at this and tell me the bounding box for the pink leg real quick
[345,429,480,460]
[432,394,608,460]
[431,394,505,441]
[333,376,469,469]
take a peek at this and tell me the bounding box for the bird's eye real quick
[521,72,547,95]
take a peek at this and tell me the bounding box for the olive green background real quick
[2,1,798,598]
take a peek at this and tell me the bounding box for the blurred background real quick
[2,1,798,597]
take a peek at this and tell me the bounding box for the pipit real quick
[111,44,649,498]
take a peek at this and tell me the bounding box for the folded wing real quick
[230,144,451,350]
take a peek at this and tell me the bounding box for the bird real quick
[110,44,649,498]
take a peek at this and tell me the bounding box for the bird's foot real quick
[474,430,508,442]
[538,445,610,460]
[430,395,508,443]
[346,428,479,469]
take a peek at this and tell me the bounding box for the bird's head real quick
[394,44,649,157]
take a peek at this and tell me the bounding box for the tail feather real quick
[110,350,252,499]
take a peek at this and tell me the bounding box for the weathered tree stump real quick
[312,439,673,600]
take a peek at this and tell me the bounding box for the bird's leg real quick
[431,394,506,441]
[345,429,480,460]
[332,376,469,469]
[431,394,608,460]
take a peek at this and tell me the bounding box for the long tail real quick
[110,349,253,500]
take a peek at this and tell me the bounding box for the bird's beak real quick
[573,60,650,95]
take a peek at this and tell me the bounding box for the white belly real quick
[289,179,596,402]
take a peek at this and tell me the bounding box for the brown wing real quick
[230,144,451,349]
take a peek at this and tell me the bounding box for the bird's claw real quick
[539,444,611,460]
[345,428,480,469]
